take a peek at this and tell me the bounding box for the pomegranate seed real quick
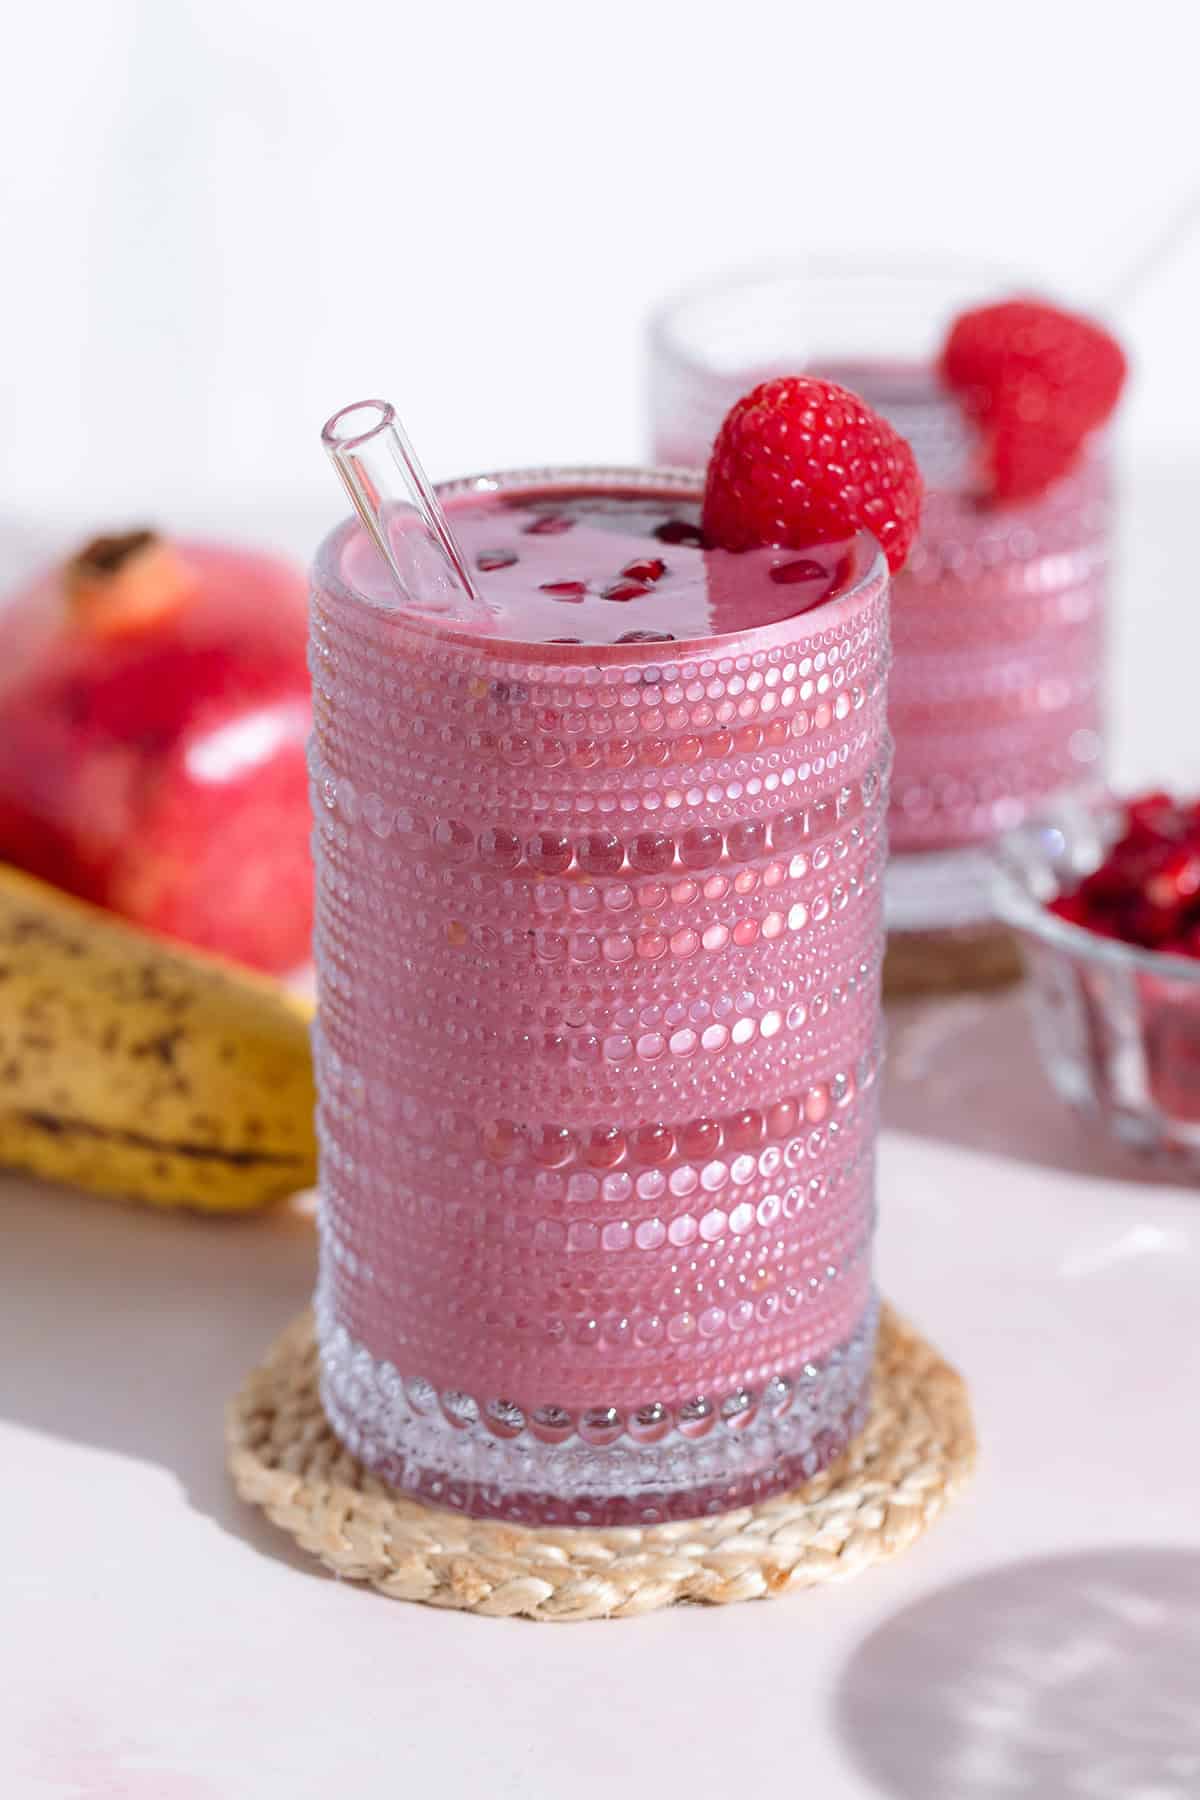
[539,580,586,601]
[769,558,827,586]
[1048,894,1088,926]
[654,519,704,547]
[620,557,666,583]
[476,548,518,572]
[1050,791,1200,955]
[1123,899,1183,947]
[1126,792,1190,845]
[602,580,651,602]
[1145,849,1200,908]
[523,512,575,536]
[616,629,675,643]
[1127,789,1171,819]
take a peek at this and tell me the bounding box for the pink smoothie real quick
[825,364,1109,858]
[338,484,858,645]
[311,469,888,1524]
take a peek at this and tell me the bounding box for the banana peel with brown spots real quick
[0,864,316,1211]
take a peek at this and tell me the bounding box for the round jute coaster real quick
[226,1304,976,1622]
[884,923,1023,998]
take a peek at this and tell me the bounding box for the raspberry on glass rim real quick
[940,298,1127,503]
[701,375,923,572]
[0,529,313,973]
[397,380,915,653]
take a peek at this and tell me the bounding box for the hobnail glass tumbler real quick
[309,467,890,1524]
[648,263,1112,946]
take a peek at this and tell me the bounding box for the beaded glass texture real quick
[310,468,890,1524]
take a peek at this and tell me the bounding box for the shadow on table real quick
[883,987,1186,1186]
[835,1545,1200,1799]
[0,1176,324,1577]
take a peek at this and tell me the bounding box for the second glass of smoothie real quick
[649,263,1114,990]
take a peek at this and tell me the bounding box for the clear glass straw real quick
[321,398,488,617]
[1099,181,1200,314]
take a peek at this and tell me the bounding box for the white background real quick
[5,10,1200,1798]
[4,0,1199,537]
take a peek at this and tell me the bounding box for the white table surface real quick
[2,470,1198,1800]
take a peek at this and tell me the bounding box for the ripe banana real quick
[0,864,316,1211]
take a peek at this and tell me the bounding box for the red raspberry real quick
[941,299,1127,502]
[701,377,922,573]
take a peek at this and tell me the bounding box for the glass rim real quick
[648,254,1028,381]
[313,463,889,667]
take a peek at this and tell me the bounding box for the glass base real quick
[886,841,999,935]
[884,846,1023,995]
[884,922,1022,997]
[316,1287,878,1527]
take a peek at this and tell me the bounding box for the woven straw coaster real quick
[884,923,1023,998]
[226,1303,975,1623]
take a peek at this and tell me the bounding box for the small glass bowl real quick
[993,796,1200,1172]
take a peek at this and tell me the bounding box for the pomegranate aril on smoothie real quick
[654,518,705,547]
[368,485,864,646]
[769,558,830,586]
[601,579,652,601]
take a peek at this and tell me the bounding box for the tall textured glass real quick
[310,467,890,1525]
[649,265,1112,975]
